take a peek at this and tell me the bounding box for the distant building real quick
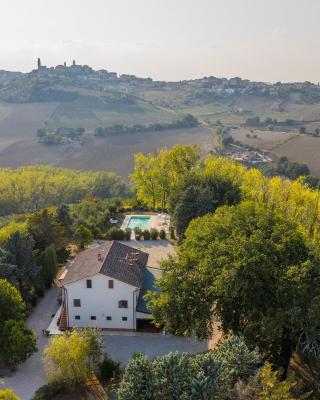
[37,58,41,69]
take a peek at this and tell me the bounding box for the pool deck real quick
[121,213,170,233]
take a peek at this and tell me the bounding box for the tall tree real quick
[147,202,320,375]
[130,145,201,210]
[0,319,37,370]
[4,232,39,298]
[27,209,64,251]
[40,244,57,288]
[170,174,241,239]
[0,279,25,324]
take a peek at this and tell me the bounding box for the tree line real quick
[131,145,320,397]
[94,114,199,137]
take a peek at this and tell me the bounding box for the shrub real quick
[169,227,175,240]
[142,230,150,240]
[99,355,119,382]
[124,228,132,241]
[31,381,64,400]
[107,227,125,241]
[0,389,20,400]
[150,228,158,240]
[133,227,142,240]
[44,328,104,385]
[159,229,166,240]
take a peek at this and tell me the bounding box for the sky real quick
[0,0,319,82]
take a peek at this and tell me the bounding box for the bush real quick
[159,229,166,240]
[124,228,132,241]
[133,227,142,240]
[99,355,119,382]
[150,228,158,240]
[169,227,175,240]
[107,227,125,241]
[31,381,64,400]
[142,230,150,240]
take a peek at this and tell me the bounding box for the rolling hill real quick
[1,62,320,177]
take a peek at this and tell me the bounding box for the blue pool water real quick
[127,216,150,230]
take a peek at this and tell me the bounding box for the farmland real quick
[1,65,320,177]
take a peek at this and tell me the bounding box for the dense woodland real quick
[0,165,127,215]
[1,146,320,398]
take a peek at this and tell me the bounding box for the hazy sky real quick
[1,0,319,82]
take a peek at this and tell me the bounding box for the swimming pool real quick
[127,216,151,230]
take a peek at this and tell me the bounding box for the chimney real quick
[97,253,102,261]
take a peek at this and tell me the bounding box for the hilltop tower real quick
[72,60,76,66]
[37,58,41,69]
[64,61,67,67]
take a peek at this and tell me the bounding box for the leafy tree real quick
[131,145,200,210]
[0,279,25,323]
[147,202,320,375]
[73,225,93,249]
[27,209,64,252]
[0,389,20,400]
[44,328,103,385]
[0,319,37,370]
[118,353,153,400]
[171,174,241,239]
[3,232,39,300]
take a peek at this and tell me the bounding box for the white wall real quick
[65,273,140,330]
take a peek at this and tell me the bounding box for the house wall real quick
[65,273,140,330]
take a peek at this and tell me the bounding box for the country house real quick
[58,241,162,331]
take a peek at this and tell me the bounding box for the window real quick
[90,316,96,320]
[86,279,92,288]
[118,300,128,308]
[108,280,114,289]
[106,316,112,321]
[75,315,81,320]
[122,316,128,321]
[73,299,81,307]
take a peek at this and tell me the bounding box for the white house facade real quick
[59,241,158,331]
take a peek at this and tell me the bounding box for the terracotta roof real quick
[63,241,148,288]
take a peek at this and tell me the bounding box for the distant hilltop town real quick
[34,57,118,78]
[0,58,320,106]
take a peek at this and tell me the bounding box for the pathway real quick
[0,286,59,400]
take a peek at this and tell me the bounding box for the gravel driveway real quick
[0,286,207,399]
[103,333,207,365]
[0,286,60,400]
